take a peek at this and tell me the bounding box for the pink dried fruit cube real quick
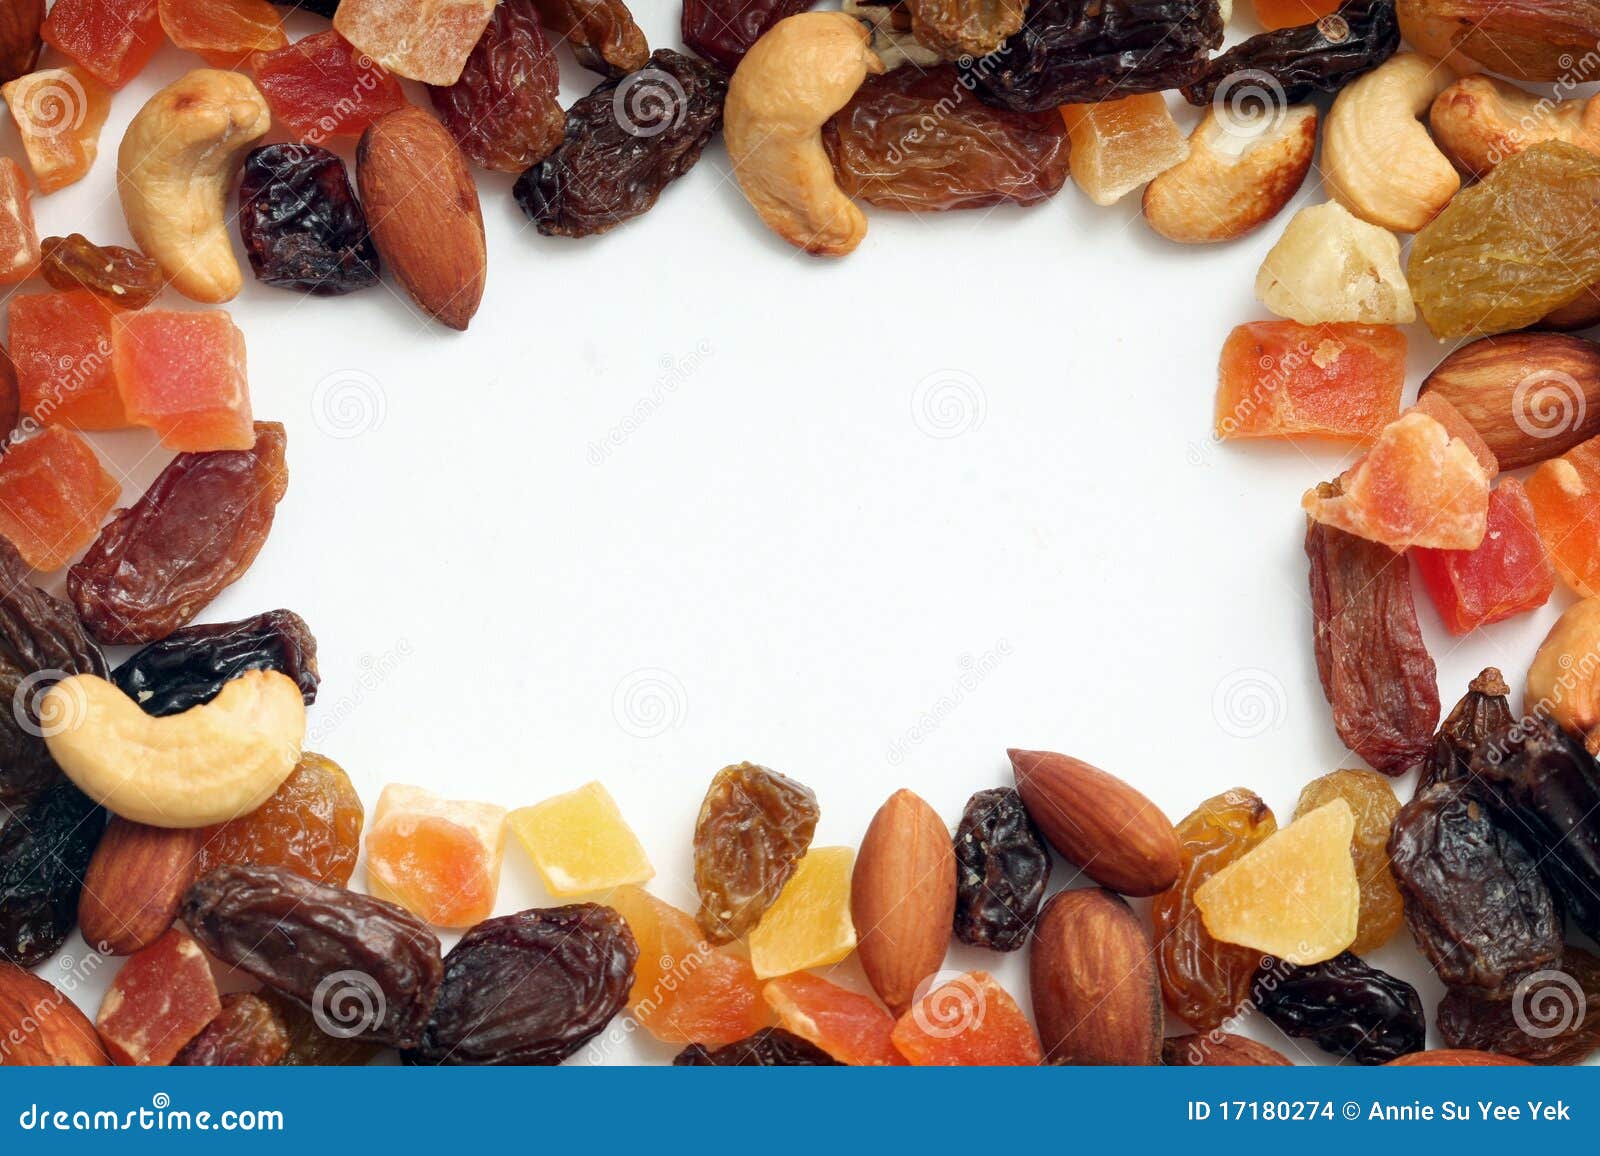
[0,159,39,283]
[0,427,120,571]
[112,310,255,452]
[334,0,497,85]
[9,290,126,431]
[96,927,222,1066]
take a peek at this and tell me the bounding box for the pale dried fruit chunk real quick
[366,783,507,928]
[1255,201,1414,324]
[1294,769,1402,954]
[334,0,497,85]
[507,781,653,897]
[1062,94,1187,207]
[3,66,111,194]
[749,846,856,979]
[1193,798,1359,965]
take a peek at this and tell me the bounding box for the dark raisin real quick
[0,535,107,679]
[674,1028,842,1065]
[1182,0,1400,106]
[1437,949,1600,1064]
[528,0,647,76]
[0,778,105,968]
[239,145,379,296]
[1420,667,1512,793]
[1252,952,1425,1065]
[429,0,564,173]
[112,609,319,717]
[952,787,1050,951]
[682,0,814,71]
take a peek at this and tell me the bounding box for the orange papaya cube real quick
[1410,390,1499,481]
[1303,411,1491,550]
[763,973,906,1066]
[1414,478,1554,634]
[0,427,120,571]
[42,0,162,88]
[890,971,1043,1066]
[112,310,254,452]
[1,67,112,193]
[1253,0,1340,29]
[250,32,408,143]
[1216,321,1406,443]
[9,291,126,430]
[1527,434,1600,596]
[0,159,39,283]
[159,0,286,67]
[96,927,222,1066]
[607,885,773,1046]
[366,783,506,929]
[334,0,497,86]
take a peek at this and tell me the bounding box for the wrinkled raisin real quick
[0,536,107,678]
[1253,952,1424,1064]
[112,609,318,717]
[258,990,381,1066]
[674,1027,841,1065]
[952,787,1049,952]
[682,0,813,70]
[1294,769,1402,954]
[173,993,290,1066]
[1437,949,1600,1064]
[692,761,819,943]
[0,778,104,968]
[1182,0,1399,105]
[528,0,645,76]
[430,0,563,173]
[907,0,1023,56]
[39,234,162,309]
[1421,668,1512,793]
[238,145,378,296]
[197,752,363,887]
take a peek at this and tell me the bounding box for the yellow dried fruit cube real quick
[507,781,654,897]
[1193,799,1358,965]
[1062,94,1188,207]
[749,846,857,979]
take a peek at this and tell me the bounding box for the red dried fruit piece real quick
[95,927,223,1066]
[250,31,408,143]
[1303,411,1491,550]
[1414,478,1555,634]
[763,972,906,1066]
[890,971,1042,1066]
[0,428,120,572]
[41,0,161,89]
[199,752,363,887]
[0,159,39,284]
[112,310,253,452]
[160,0,286,67]
[8,291,124,431]
[2,67,112,193]
[1527,433,1600,596]
[333,0,497,85]
[173,992,289,1065]
[1215,321,1405,443]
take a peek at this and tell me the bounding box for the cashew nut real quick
[44,670,306,828]
[1255,201,1416,325]
[117,69,270,304]
[725,12,883,256]
[1527,597,1600,754]
[1323,53,1459,233]
[1430,74,1600,179]
[1143,104,1317,244]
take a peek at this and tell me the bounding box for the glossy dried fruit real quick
[7,291,122,431]
[0,536,106,683]
[406,905,637,1066]
[891,971,1042,1066]
[249,31,407,142]
[1422,669,1512,793]
[1183,0,1400,105]
[173,992,289,1066]
[823,63,1068,212]
[1253,952,1424,1064]
[1153,789,1278,1032]
[0,778,104,967]
[1062,94,1188,206]
[952,787,1049,952]
[507,781,653,896]
[198,751,361,887]
[1306,517,1439,774]
[0,160,38,284]
[1403,0,1600,81]
[1527,434,1600,597]
[429,0,562,173]
[749,846,856,978]
[762,972,905,1066]
[515,50,728,239]
[528,0,646,76]
[907,0,1023,56]
[692,761,818,943]
[1415,480,1554,635]
[183,863,444,1048]
[258,990,381,1066]
[39,235,161,310]
[0,427,120,572]
[1163,1033,1292,1066]
[366,784,506,929]
[40,0,160,88]
[96,926,222,1066]
[2,67,111,192]
[1437,949,1600,1064]
[674,1027,840,1065]
[0,0,44,85]
[682,0,813,70]
[238,144,378,296]
[69,422,288,645]
[113,609,319,718]
[1215,321,1405,444]
[1254,0,1342,28]
[333,0,496,85]
[1294,770,1401,955]
[0,659,66,809]
[112,310,254,452]
[160,0,286,67]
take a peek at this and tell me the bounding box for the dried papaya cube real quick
[159,0,286,67]
[0,427,120,571]
[1,67,111,193]
[96,927,223,1066]
[506,781,654,897]
[0,159,39,284]
[1527,434,1600,596]
[763,972,905,1066]
[112,310,254,452]
[8,290,125,430]
[1193,799,1359,965]
[41,0,161,88]
[607,885,772,1046]
[1216,321,1405,443]
[1410,391,1498,480]
[1303,411,1491,550]
[250,31,407,142]
[749,846,857,979]
[1414,478,1555,634]
[334,0,497,86]
[890,971,1043,1065]
[1253,0,1341,28]
[366,783,507,928]
[1062,94,1187,206]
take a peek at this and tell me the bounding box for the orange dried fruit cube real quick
[890,971,1043,1065]
[159,0,286,67]
[2,67,111,193]
[0,159,39,284]
[749,846,857,978]
[1216,321,1405,443]
[1415,478,1555,634]
[1302,411,1491,550]
[1253,0,1341,29]
[334,0,498,86]
[507,781,654,897]
[607,885,772,1046]
[112,310,254,452]
[96,927,222,1066]
[1410,391,1498,480]
[41,0,162,89]
[1193,798,1359,965]
[250,31,408,142]
[8,291,126,430]
[1062,94,1187,206]
[1527,434,1600,596]
[366,783,506,928]
[763,972,905,1066]
[0,427,120,571]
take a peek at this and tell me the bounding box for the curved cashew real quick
[1323,53,1459,233]
[1430,74,1600,179]
[117,69,270,304]
[44,670,306,829]
[725,12,883,256]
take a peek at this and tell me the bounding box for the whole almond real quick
[0,964,108,1066]
[1420,332,1600,469]
[78,817,205,956]
[0,0,43,86]
[1030,887,1161,1065]
[1009,748,1179,896]
[357,107,486,331]
[1163,1031,1291,1067]
[851,788,955,1015]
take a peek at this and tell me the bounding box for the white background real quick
[16,2,1571,1064]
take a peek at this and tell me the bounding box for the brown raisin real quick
[173,993,290,1066]
[528,0,646,76]
[674,1028,841,1065]
[39,234,163,310]
[1438,949,1600,1064]
[429,0,563,173]
[693,761,818,943]
[1421,667,1512,793]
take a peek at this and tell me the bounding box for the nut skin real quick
[1162,1032,1291,1066]
[1527,597,1600,754]
[1431,74,1600,179]
[850,788,955,1016]
[44,670,306,829]
[0,964,109,1066]
[1419,332,1600,470]
[357,107,487,331]
[1030,888,1162,1065]
[1008,748,1180,896]
[725,12,884,256]
[0,0,43,86]
[78,818,205,956]
[117,69,271,304]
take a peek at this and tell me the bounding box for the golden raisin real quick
[1294,769,1403,954]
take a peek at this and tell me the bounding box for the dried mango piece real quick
[112,310,254,452]
[250,31,408,142]
[749,846,857,979]
[1415,478,1555,634]
[890,971,1043,1065]
[1194,799,1359,965]
[1302,411,1491,550]
[41,0,161,89]
[96,927,222,1066]
[0,427,120,571]
[334,0,497,85]
[762,973,905,1066]
[0,159,39,284]
[160,0,286,67]
[507,781,654,897]
[1216,321,1404,443]
[2,67,111,193]
[366,783,506,928]
[1527,434,1600,596]
[8,290,125,431]
[1062,94,1187,206]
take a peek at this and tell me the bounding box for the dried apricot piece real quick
[762,972,905,1066]
[749,846,857,979]
[41,0,161,88]
[1193,798,1359,964]
[1527,434,1600,596]
[160,0,286,67]
[2,67,111,193]
[890,971,1043,1066]
[366,784,507,928]
[0,159,39,284]
[0,427,120,572]
[112,310,254,452]
[1062,94,1188,206]
[198,752,363,887]
[7,291,123,431]
[96,927,222,1066]
[1294,769,1402,954]
[506,781,653,897]
[1215,321,1404,443]
[250,31,408,142]
[333,0,498,85]
[1415,479,1555,633]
